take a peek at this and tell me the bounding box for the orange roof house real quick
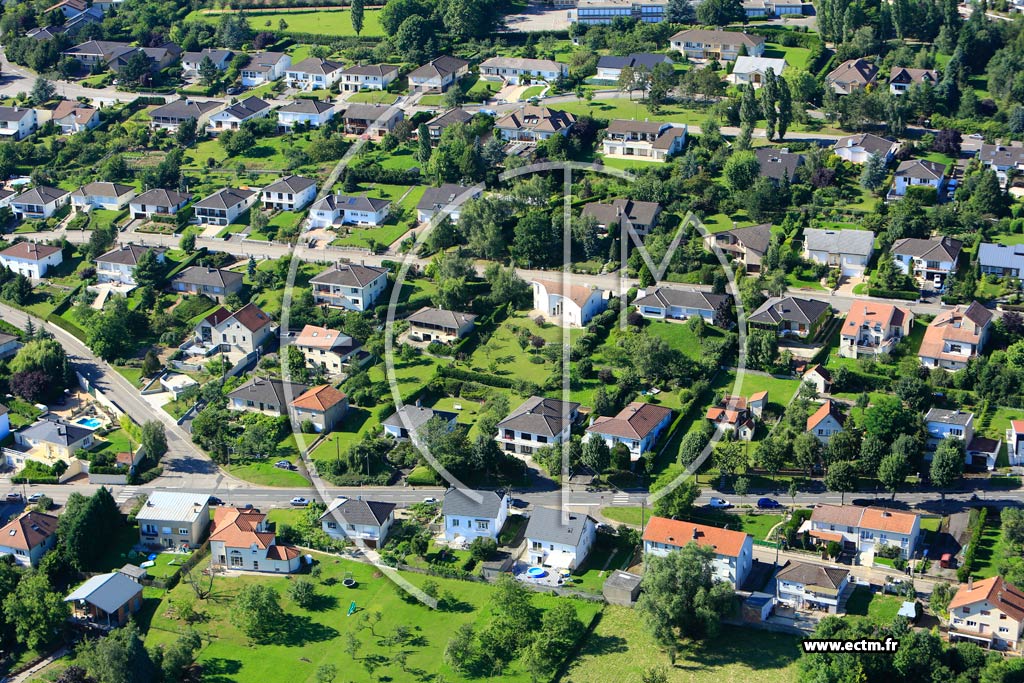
[209,507,302,573]
[949,576,1024,650]
[642,516,754,586]
[290,385,348,433]
[0,511,58,567]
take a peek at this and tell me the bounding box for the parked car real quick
[757,497,781,509]
[708,497,732,509]
[290,497,309,507]
[208,496,224,506]
[421,497,438,504]
[274,460,292,469]
[5,492,23,503]
[27,493,43,504]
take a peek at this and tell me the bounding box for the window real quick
[451,518,460,527]
[230,556,242,567]
[178,528,189,536]
[981,610,991,616]
[475,520,489,531]
[326,522,337,530]
[1000,627,1009,633]
[966,620,977,627]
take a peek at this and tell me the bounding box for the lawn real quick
[599,507,785,541]
[971,516,1005,578]
[763,43,812,70]
[844,586,904,623]
[186,8,384,37]
[89,427,134,459]
[519,85,546,100]
[556,98,717,125]
[465,313,582,386]
[346,90,398,104]
[646,320,725,361]
[225,435,309,487]
[566,606,800,683]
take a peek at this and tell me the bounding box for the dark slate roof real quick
[64,572,142,613]
[596,53,669,71]
[895,158,946,180]
[289,57,344,75]
[496,396,580,437]
[20,418,92,446]
[219,96,270,120]
[406,307,477,330]
[194,187,256,209]
[834,133,897,157]
[150,99,221,120]
[633,286,729,312]
[311,194,390,213]
[310,263,388,288]
[417,184,480,211]
[775,561,849,590]
[171,266,244,289]
[409,56,469,79]
[342,63,398,77]
[525,506,593,546]
[262,175,316,194]
[94,243,164,266]
[343,103,400,121]
[133,188,190,206]
[426,108,474,130]
[719,223,772,255]
[441,488,505,519]
[891,236,962,262]
[756,148,804,180]
[72,182,135,199]
[13,185,69,204]
[749,296,830,326]
[320,497,395,526]
[279,99,334,114]
[227,376,309,407]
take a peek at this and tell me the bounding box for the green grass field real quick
[186,8,384,37]
[844,586,905,623]
[346,90,398,104]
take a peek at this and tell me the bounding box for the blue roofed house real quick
[442,488,509,543]
[524,506,597,570]
[65,571,144,627]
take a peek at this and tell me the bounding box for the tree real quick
[481,576,539,661]
[119,50,153,86]
[3,572,69,651]
[198,55,219,86]
[289,579,317,609]
[696,0,744,25]
[792,432,821,476]
[416,123,432,165]
[755,437,789,480]
[665,0,696,22]
[512,210,558,267]
[231,584,284,643]
[395,15,433,63]
[76,622,157,683]
[10,338,72,402]
[132,248,166,289]
[824,460,858,504]
[636,543,735,644]
[759,68,779,141]
[180,231,196,254]
[930,437,964,499]
[879,451,911,499]
[723,150,760,192]
[142,349,161,377]
[582,436,611,475]
[860,153,888,192]
[351,0,365,35]
[139,420,167,461]
[653,478,700,519]
[160,629,201,683]
[527,602,585,675]
[930,581,955,616]
[30,76,55,105]
[825,428,861,466]
[316,663,338,683]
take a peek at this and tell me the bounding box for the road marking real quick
[612,492,630,505]
[115,486,139,504]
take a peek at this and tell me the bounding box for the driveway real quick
[834,275,865,297]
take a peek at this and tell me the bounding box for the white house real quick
[949,576,1024,651]
[479,57,568,85]
[291,324,364,379]
[525,507,597,571]
[889,67,939,95]
[495,106,575,142]
[643,517,754,587]
[193,187,257,226]
[496,396,579,456]
[210,507,302,573]
[170,266,244,302]
[309,263,389,312]
[227,376,309,418]
[531,278,608,327]
[206,96,272,133]
[382,404,457,440]
[775,561,850,613]
[290,384,348,433]
[585,401,673,461]
[408,56,470,93]
[70,182,136,211]
[11,185,70,220]
[802,228,875,278]
[181,48,232,75]
[602,119,687,161]
[732,56,787,87]
[705,392,767,441]
[806,399,845,444]
[925,407,973,451]
[669,29,766,61]
[839,302,913,358]
[979,242,1024,279]
[0,106,38,140]
[825,58,878,95]
[891,236,961,286]
[632,286,730,325]
[94,244,165,286]
[416,184,482,223]
[919,301,992,371]
[277,99,335,131]
[308,194,391,228]
[0,403,9,442]
[261,175,316,211]
[240,52,290,87]
[149,99,222,131]
[339,64,399,91]
[404,307,476,345]
[51,100,99,134]
[832,133,900,165]
[194,303,274,357]
[135,491,211,549]
[441,488,509,543]
[285,58,344,90]
[891,159,947,198]
[807,505,920,559]
[0,242,63,279]
[129,188,190,219]
[1007,420,1024,467]
[0,511,58,567]
[320,497,396,549]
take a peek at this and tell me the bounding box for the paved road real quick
[0,50,151,105]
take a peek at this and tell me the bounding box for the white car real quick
[290,497,309,507]
[708,497,732,509]
[422,497,438,504]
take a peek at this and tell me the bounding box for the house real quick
[632,286,730,325]
[0,511,58,567]
[51,100,99,134]
[291,324,363,379]
[775,561,850,613]
[284,58,344,90]
[889,67,938,95]
[129,188,191,219]
[170,266,244,302]
[342,103,404,138]
[891,236,962,286]
[1007,421,1024,467]
[210,507,303,573]
[308,194,391,228]
[494,106,575,142]
[46,0,88,19]
[669,29,766,61]
[979,242,1024,278]
[576,0,666,24]
[918,301,993,371]
[531,278,608,327]
[802,364,833,395]
[181,48,233,75]
[70,182,136,211]
[290,385,347,433]
[479,57,568,85]
[732,56,787,87]
[261,175,316,211]
[0,188,14,209]
[703,223,771,272]
[135,491,211,549]
[94,244,166,286]
[240,51,291,86]
[978,143,1024,175]
[524,507,597,570]
[807,504,920,559]
[742,0,805,17]
[705,392,766,441]
[0,333,21,361]
[310,263,389,312]
[423,108,474,145]
[416,183,482,223]
[0,106,38,140]
[802,228,875,277]
[925,407,974,455]
[62,40,132,67]
[807,399,845,444]
[382,404,457,440]
[206,96,272,133]
[832,133,900,165]
[405,307,477,344]
[442,488,509,543]
[642,516,753,587]
[106,44,181,74]
[749,296,831,338]
[15,418,93,464]
[826,58,879,95]
[194,302,274,356]
[582,198,661,235]
[949,576,1024,651]
[595,53,672,81]
[228,376,309,418]
[756,148,804,182]
[839,302,913,358]
[496,396,580,456]
[65,572,143,627]
[339,63,399,91]
[408,56,470,93]
[193,187,257,226]
[585,401,673,461]
[0,242,63,278]
[277,99,335,131]
[11,185,70,220]
[320,497,396,548]
[149,99,222,131]
[601,119,687,161]
[891,159,947,199]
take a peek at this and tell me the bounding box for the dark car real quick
[208,496,224,506]
[757,497,781,509]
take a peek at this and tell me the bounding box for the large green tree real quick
[231,584,285,644]
[3,572,69,651]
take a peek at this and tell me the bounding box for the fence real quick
[76,371,126,419]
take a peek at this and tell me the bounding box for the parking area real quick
[501,5,574,32]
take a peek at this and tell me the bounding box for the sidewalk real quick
[7,646,68,683]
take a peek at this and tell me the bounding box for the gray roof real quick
[343,103,400,121]
[290,57,344,75]
[834,133,897,157]
[582,199,660,228]
[803,228,875,257]
[924,408,973,426]
[406,306,477,330]
[417,184,479,211]
[95,243,164,266]
[13,185,69,205]
[891,237,961,262]
[133,188,190,206]
[194,187,256,210]
[720,223,772,256]
[604,570,642,591]
[182,48,232,64]
[525,506,593,546]
[219,96,270,120]
[895,158,946,180]
[426,108,474,131]
[20,418,92,446]
[382,405,457,432]
[72,182,135,199]
[756,148,804,180]
[749,296,831,326]
[442,488,506,519]
[227,376,309,408]
[0,106,34,122]
[320,497,395,527]
[496,396,580,437]
[150,99,221,121]
[979,242,1024,269]
[409,56,469,79]
[978,143,1024,167]
[310,263,388,288]
[480,56,563,72]
[311,194,390,213]
[262,175,315,194]
[633,286,729,312]
[242,51,287,73]
[171,266,243,289]
[118,564,148,580]
[775,561,849,590]
[135,491,209,523]
[279,99,334,114]
[343,63,398,77]
[65,572,142,613]
[596,53,669,71]
[0,403,7,416]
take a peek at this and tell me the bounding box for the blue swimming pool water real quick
[76,417,102,429]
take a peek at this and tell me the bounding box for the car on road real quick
[708,497,732,509]
[27,493,44,504]
[273,460,292,469]
[208,496,224,506]
[290,497,309,507]
[5,493,22,503]
[757,497,781,509]
[510,498,528,509]
[969,133,984,139]
[421,497,438,504]
[226,86,242,95]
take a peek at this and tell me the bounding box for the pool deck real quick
[513,560,570,588]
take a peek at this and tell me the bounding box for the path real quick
[7,646,69,683]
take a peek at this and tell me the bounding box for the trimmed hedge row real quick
[347,166,421,185]
[958,507,988,582]
[868,287,919,301]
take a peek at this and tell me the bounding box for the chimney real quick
[969,576,974,591]
[415,398,422,408]
[692,527,699,540]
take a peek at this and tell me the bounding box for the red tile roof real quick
[642,516,748,557]
[858,507,917,534]
[807,400,845,432]
[950,576,1024,622]
[0,511,57,550]
[586,402,672,440]
[210,507,275,549]
[291,385,346,412]
[1,242,61,261]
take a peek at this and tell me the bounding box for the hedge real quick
[958,507,988,582]
[867,287,919,301]
[347,166,420,185]
[11,475,59,484]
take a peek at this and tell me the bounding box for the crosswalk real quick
[115,486,140,505]
[612,491,631,505]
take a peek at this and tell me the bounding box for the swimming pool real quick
[526,567,547,579]
[75,417,102,429]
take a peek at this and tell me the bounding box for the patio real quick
[512,559,572,588]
